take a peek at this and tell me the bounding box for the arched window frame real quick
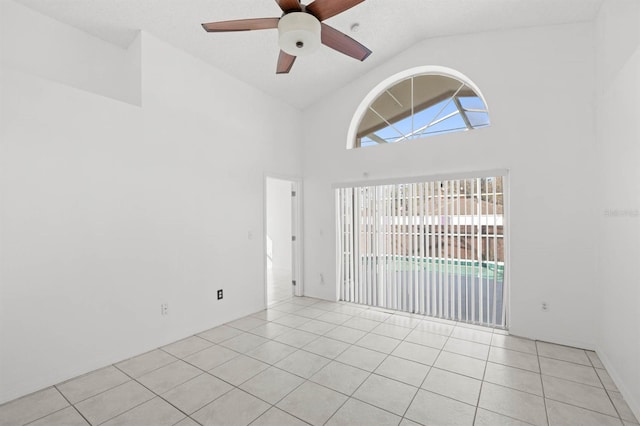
[347,66,490,149]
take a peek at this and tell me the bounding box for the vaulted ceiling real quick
[16,0,602,108]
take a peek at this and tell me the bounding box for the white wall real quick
[266,178,292,272]
[301,23,598,349]
[0,1,141,105]
[595,0,640,419]
[0,2,302,403]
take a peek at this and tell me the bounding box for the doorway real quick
[265,176,301,306]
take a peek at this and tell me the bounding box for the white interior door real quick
[265,176,302,305]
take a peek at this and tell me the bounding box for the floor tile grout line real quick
[398,320,451,424]
[5,297,633,426]
[536,341,551,426]
[543,394,630,421]
[472,339,493,426]
[19,389,80,426]
[111,362,200,422]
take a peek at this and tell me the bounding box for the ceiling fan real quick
[201,0,372,74]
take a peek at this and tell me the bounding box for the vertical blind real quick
[336,175,507,328]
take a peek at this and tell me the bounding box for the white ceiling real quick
[16,0,603,109]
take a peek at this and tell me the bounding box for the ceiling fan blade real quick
[306,0,365,21]
[277,50,296,74]
[202,18,279,32]
[321,23,371,61]
[275,0,302,13]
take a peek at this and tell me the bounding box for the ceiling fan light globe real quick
[278,12,321,56]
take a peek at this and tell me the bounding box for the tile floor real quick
[1,297,638,426]
[266,266,293,306]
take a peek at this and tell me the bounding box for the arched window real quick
[348,66,489,149]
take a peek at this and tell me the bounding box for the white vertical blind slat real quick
[336,175,506,328]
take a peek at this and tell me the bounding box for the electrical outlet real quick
[541,302,549,312]
[160,303,168,315]
[217,289,223,300]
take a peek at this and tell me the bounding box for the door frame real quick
[263,174,304,308]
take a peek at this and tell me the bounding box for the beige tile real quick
[246,340,298,364]
[316,311,353,325]
[183,345,239,371]
[251,407,309,426]
[326,398,401,426]
[336,345,387,371]
[421,368,481,405]
[443,337,490,360]
[274,329,319,348]
[358,310,392,322]
[596,368,619,391]
[413,320,455,336]
[272,314,311,328]
[248,322,293,339]
[405,329,448,349]
[227,316,267,331]
[162,336,214,359]
[0,388,69,426]
[101,397,185,426]
[434,351,486,380]
[488,346,540,373]
[310,361,370,395]
[296,319,336,335]
[28,406,88,426]
[490,334,537,355]
[355,333,401,354]
[474,408,532,426]
[275,349,331,378]
[484,362,543,396]
[137,360,202,394]
[353,374,418,416]
[542,375,616,416]
[174,418,201,426]
[539,357,601,387]
[240,367,305,404]
[57,366,129,403]
[277,381,348,426]
[220,333,269,353]
[324,325,368,343]
[375,355,430,387]
[609,390,640,423]
[271,302,305,314]
[162,373,232,414]
[586,351,605,369]
[405,389,475,426]
[192,388,270,426]
[116,349,177,378]
[391,341,439,366]
[546,399,623,426]
[209,354,269,385]
[451,326,493,345]
[399,419,422,426]
[251,309,289,321]
[537,341,590,365]
[384,315,421,328]
[197,325,243,343]
[371,323,412,340]
[478,382,546,426]
[303,336,350,359]
[75,381,154,426]
[343,317,381,332]
[295,307,327,319]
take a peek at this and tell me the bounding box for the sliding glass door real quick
[336,173,507,328]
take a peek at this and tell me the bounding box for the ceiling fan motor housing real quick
[278,12,321,56]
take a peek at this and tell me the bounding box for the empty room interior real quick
[1,0,639,425]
